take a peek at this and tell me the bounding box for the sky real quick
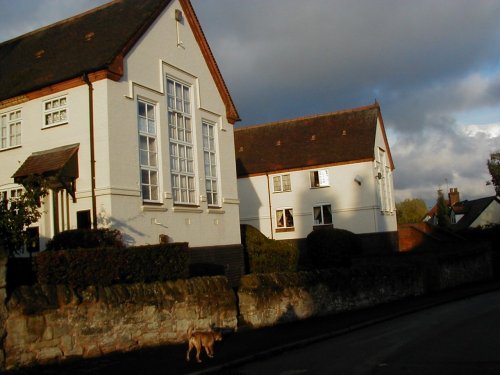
[1,0,499,207]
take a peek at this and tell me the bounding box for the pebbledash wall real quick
[0,247,494,371]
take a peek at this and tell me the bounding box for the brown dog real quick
[186,326,222,363]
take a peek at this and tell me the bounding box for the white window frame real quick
[276,207,294,229]
[310,169,329,188]
[167,77,197,205]
[138,99,160,203]
[43,96,68,128]
[1,108,22,150]
[376,148,394,213]
[203,120,219,207]
[273,174,291,193]
[313,204,333,225]
[1,186,24,209]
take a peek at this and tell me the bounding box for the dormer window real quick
[43,96,68,128]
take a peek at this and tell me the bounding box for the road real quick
[229,290,500,375]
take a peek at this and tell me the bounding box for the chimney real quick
[448,188,460,207]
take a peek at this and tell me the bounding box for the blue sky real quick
[1,0,499,207]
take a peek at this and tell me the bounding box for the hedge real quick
[306,227,362,268]
[35,243,189,288]
[45,228,125,251]
[241,224,299,273]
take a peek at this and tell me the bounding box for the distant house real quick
[452,196,500,230]
[424,188,500,230]
[0,0,243,276]
[234,103,398,253]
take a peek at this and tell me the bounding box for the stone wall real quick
[0,248,8,370]
[3,276,237,370]
[238,249,494,329]
[238,265,426,329]
[0,247,493,371]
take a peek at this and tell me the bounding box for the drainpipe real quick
[266,173,274,239]
[83,73,98,229]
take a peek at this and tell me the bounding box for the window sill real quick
[0,144,22,153]
[42,121,68,129]
[141,204,167,212]
[313,224,333,230]
[276,227,295,233]
[173,206,203,213]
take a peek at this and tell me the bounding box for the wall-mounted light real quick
[175,9,183,22]
[375,172,383,180]
[354,175,362,186]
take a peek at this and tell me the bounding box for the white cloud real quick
[462,123,500,139]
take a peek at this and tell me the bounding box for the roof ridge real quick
[0,0,118,48]
[235,102,379,132]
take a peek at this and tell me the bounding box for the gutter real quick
[266,173,274,239]
[82,73,98,230]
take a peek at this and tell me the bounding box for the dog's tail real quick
[187,326,193,340]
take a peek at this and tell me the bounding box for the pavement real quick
[6,279,500,375]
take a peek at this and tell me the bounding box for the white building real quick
[235,103,398,253]
[0,0,243,275]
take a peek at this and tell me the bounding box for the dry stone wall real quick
[238,266,426,328]
[238,250,494,329]
[3,276,237,370]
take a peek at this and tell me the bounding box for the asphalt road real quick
[229,290,500,375]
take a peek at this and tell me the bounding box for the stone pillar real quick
[0,247,8,371]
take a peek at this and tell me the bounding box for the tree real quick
[487,151,500,196]
[396,198,428,224]
[0,176,48,256]
[436,189,451,227]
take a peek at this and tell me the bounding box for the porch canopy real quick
[12,144,80,200]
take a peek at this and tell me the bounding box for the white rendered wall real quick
[237,118,397,240]
[0,0,241,250]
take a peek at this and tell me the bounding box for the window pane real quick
[318,170,329,186]
[138,102,146,117]
[323,205,332,224]
[310,171,319,187]
[313,206,322,224]
[167,80,174,95]
[147,104,155,119]
[273,176,281,192]
[141,169,150,184]
[148,119,155,134]
[142,185,150,200]
[276,210,284,227]
[285,209,294,227]
[282,174,291,191]
[150,186,158,201]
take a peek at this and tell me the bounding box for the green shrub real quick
[35,243,189,288]
[306,227,362,269]
[240,224,299,274]
[45,228,125,251]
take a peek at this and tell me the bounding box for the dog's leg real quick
[186,340,193,362]
[195,342,202,363]
[205,344,214,358]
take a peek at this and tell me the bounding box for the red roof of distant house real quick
[234,103,393,177]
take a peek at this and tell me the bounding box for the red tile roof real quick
[234,103,391,177]
[12,144,79,180]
